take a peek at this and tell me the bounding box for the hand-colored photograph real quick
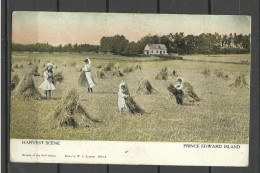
[10,12,250,144]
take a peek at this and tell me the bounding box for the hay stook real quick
[229,74,248,88]
[134,64,142,71]
[112,70,124,77]
[30,65,40,76]
[122,84,145,114]
[78,72,87,87]
[13,64,19,69]
[11,73,20,91]
[214,70,229,80]
[155,67,168,80]
[183,82,200,101]
[202,68,210,75]
[16,73,42,100]
[96,69,106,79]
[96,64,102,69]
[123,66,134,73]
[167,82,200,103]
[70,62,77,67]
[136,79,157,94]
[48,89,99,128]
[103,63,114,71]
[53,71,64,85]
[167,84,184,104]
[76,66,82,72]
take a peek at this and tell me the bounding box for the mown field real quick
[10,52,250,143]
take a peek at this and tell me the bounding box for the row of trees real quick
[12,43,99,53]
[12,32,250,55]
[99,33,250,56]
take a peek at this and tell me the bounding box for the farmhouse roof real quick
[146,44,167,50]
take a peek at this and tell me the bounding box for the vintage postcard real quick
[10,12,250,166]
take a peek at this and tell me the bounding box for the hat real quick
[84,58,89,62]
[47,63,54,67]
[177,77,183,82]
[119,81,126,90]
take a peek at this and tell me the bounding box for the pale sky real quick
[12,12,251,46]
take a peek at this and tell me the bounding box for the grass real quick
[10,52,250,143]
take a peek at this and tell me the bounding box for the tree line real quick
[12,32,250,56]
[12,43,99,53]
[99,33,250,56]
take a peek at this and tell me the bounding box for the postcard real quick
[10,12,250,166]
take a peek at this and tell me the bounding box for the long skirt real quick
[85,72,96,88]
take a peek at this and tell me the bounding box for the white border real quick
[10,139,248,166]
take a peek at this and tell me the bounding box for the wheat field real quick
[10,52,250,143]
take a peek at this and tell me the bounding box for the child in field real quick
[118,81,129,115]
[82,58,96,92]
[39,63,55,99]
[174,77,184,105]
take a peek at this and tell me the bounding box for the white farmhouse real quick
[144,44,168,55]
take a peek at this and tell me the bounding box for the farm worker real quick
[82,58,96,92]
[174,77,184,105]
[39,63,56,99]
[118,81,129,115]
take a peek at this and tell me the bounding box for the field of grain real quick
[10,52,250,143]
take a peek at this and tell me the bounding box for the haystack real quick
[112,70,124,77]
[13,64,19,69]
[103,64,112,71]
[28,61,32,65]
[11,73,20,91]
[114,64,120,69]
[123,66,134,73]
[19,64,24,69]
[122,84,145,114]
[16,73,42,100]
[136,79,157,94]
[96,69,106,79]
[155,67,168,80]
[96,64,102,69]
[134,64,142,71]
[48,89,99,128]
[42,63,46,68]
[167,82,200,103]
[38,59,41,63]
[78,72,87,87]
[202,68,210,75]
[53,71,64,85]
[30,65,40,76]
[214,70,229,80]
[167,84,183,103]
[229,74,248,88]
[76,65,82,72]
[76,68,82,72]
[183,82,200,101]
[70,62,77,67]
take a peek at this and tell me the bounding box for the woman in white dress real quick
[82,58,96,92]
[39,63,56,99]
[118,81,129,115]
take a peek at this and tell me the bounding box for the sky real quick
[12,12,251,46]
